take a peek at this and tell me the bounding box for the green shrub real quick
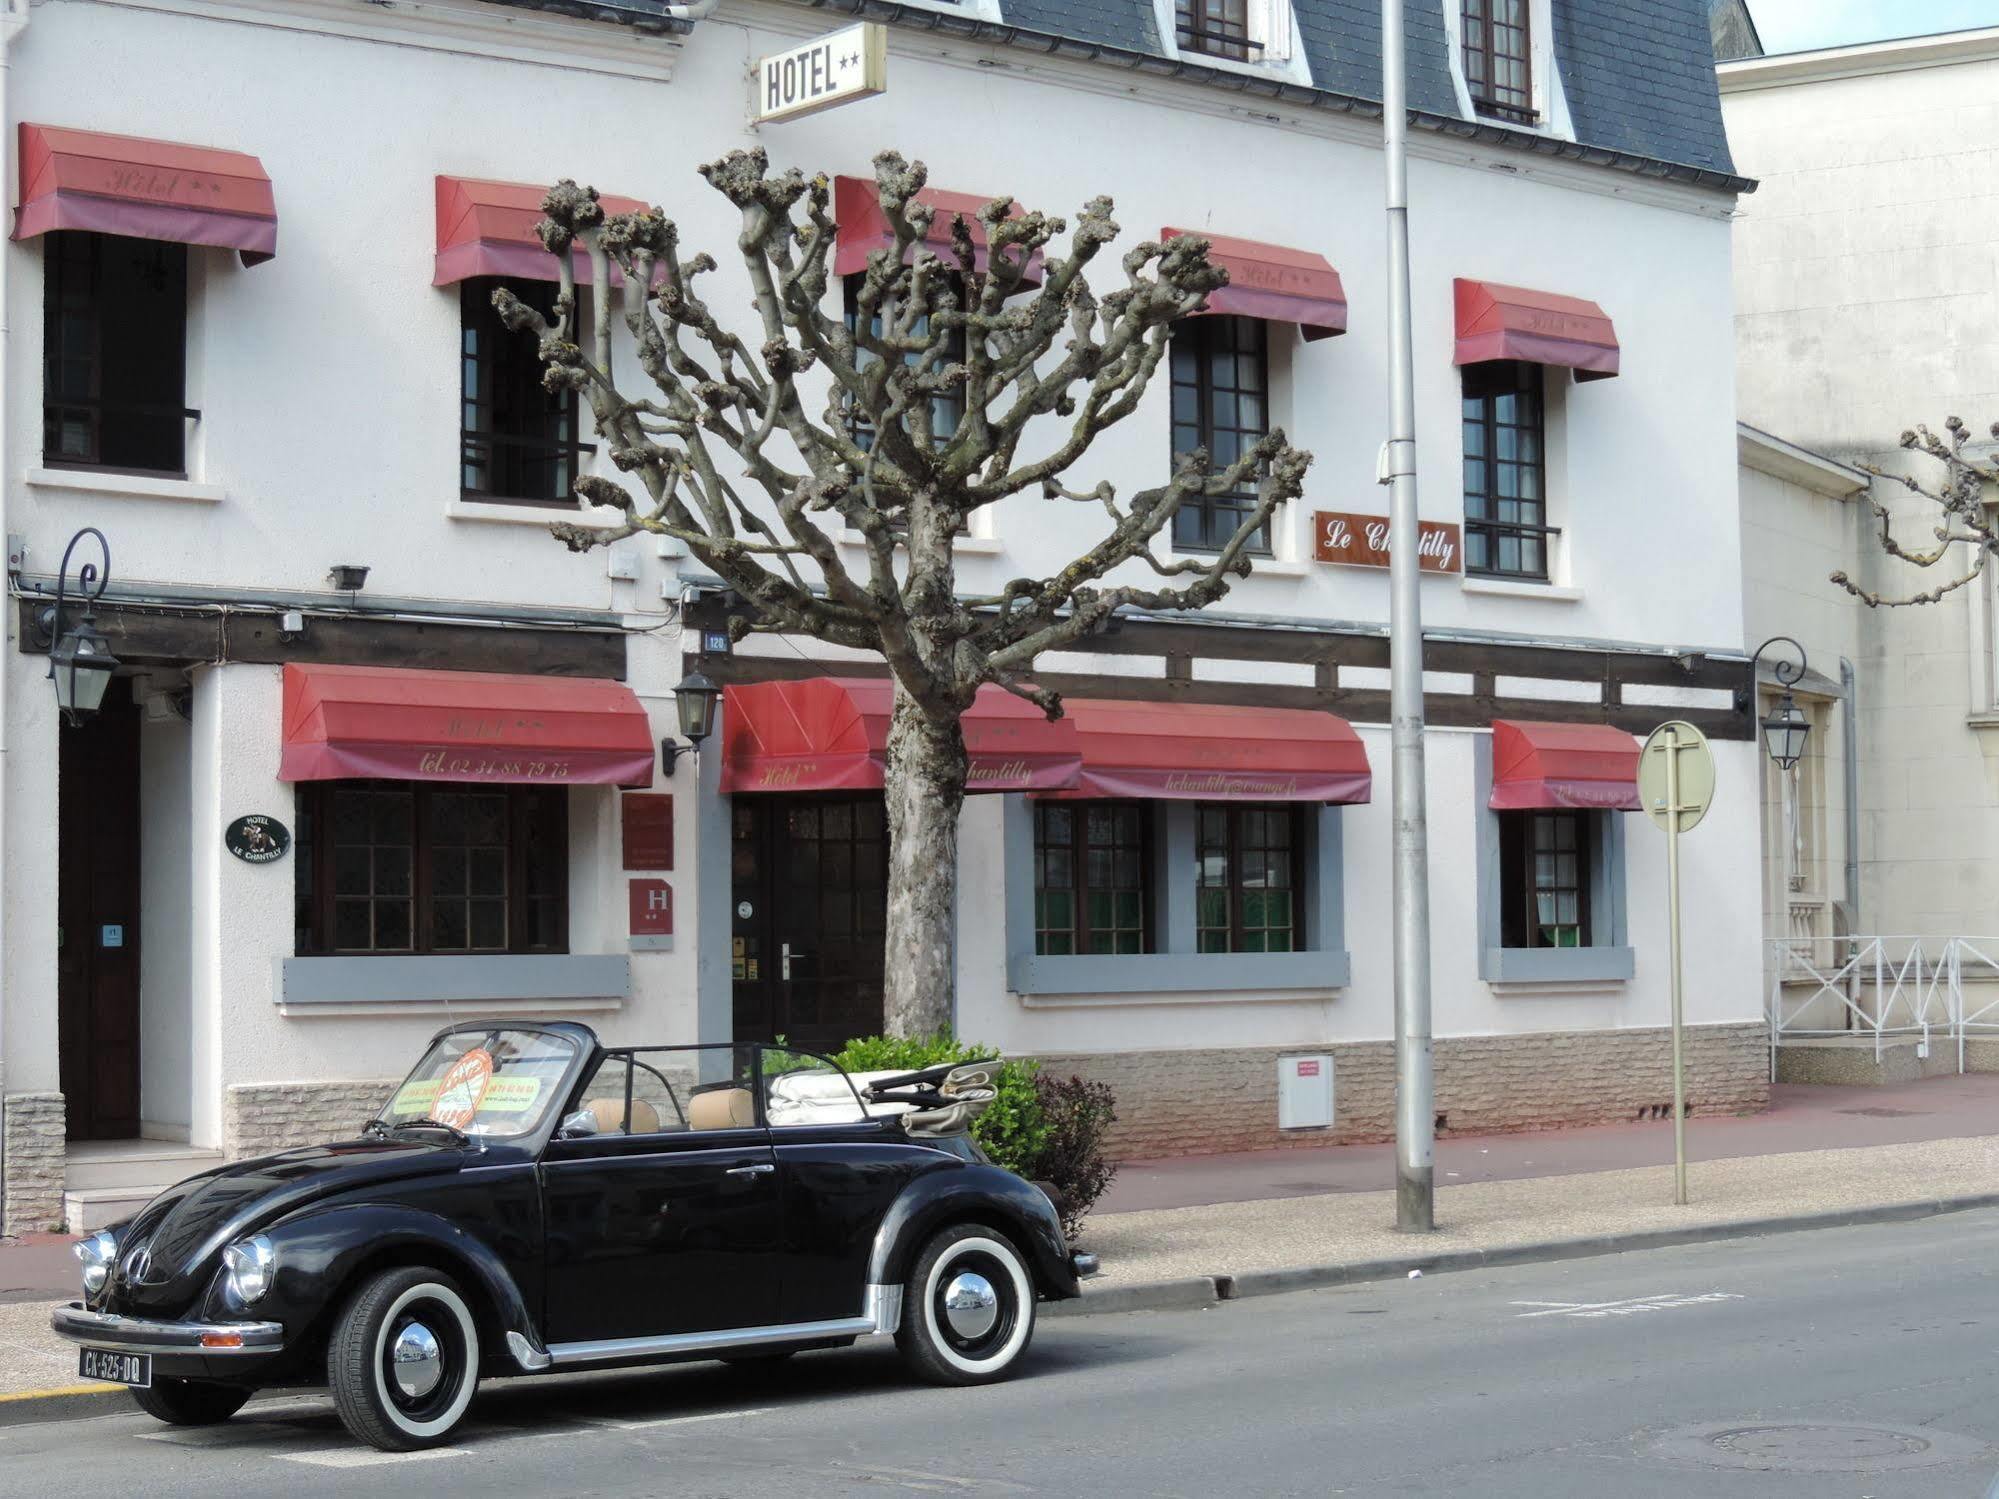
[1030,1073,1119,1241]
[828,1032,1047,1175]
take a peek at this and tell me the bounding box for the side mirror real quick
[556,1109,599,1140]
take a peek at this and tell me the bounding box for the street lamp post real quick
[41,527,118,726]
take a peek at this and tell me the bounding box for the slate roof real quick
[478,0,1746,192]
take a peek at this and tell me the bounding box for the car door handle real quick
[725,1163,775,1179]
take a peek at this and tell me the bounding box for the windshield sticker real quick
[431,1047,494,1130]
[388,1079,441,1116]
[478,1075,543,1114]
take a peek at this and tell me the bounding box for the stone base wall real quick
[224,1080,398,1160]
[3,1093,67,1233]
[1033,1022,1770,1160]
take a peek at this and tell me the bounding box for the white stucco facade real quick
[0,0,1761,1227]
[1723,30,1999,973]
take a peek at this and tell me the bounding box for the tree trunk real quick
[882,680,966,1038]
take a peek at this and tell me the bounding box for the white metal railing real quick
[1767,936,1999,1078]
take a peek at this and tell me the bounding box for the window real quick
[1170,316,1272,554]
[1034,803,1151,955]
[1176,0,1257,60]
[461,278,591,505]
[43,232,191,475]
[1195,803,1299,953]
[294,781,568,955]
[1462,0,1534,122]
[842,275,967,452]
[1462,360,1552,580]
[1498,810,1589,948]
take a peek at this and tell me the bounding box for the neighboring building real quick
[0,0,1761,1232]
[1708,0,1764,62]
[1722,28,1999,1074]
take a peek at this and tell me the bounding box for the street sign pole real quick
[1640,720,1716,1208]
[1665,725,1687,1206]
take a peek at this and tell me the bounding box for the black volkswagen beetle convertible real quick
[52,1022,1094,1450]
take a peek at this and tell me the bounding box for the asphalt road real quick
[8,1210,1999,1497]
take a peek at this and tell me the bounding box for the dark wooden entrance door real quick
[731,796,887,1050]
[57,677,143,1141]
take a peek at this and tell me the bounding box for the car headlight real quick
[74,1230,118,1297]
[222,1235,276,1305]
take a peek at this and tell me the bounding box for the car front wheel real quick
[895,1223,1037,1386]
[131,1378,250,1426]
[328,1266,481,1451]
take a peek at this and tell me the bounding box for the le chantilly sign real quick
[1313,510,1462,574]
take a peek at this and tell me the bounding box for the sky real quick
[1749,0,1999,52]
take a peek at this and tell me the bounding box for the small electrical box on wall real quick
[1278,1054,1334,1131]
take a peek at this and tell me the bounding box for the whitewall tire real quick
[895,1223,1037,1386]
[328,1267,481,1450]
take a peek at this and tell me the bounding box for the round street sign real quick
[1638,721,1716,834]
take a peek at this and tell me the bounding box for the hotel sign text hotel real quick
[755,24,887,124]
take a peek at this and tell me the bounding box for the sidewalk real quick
[1097,1074,1999,1214]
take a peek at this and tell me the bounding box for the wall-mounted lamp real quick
[1747,635,1811,771]
[38,527,118,726]
[660,670,722,775]
[328,564,369,593]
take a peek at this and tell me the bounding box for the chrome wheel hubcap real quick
[941,1271,999,1340]
[390,1320,444,1400]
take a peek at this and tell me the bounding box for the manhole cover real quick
[1837,1106,1921,1118]
[1650,1422,1991,1473]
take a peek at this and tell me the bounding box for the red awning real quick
[1056,700,1371,802]
[433,176,650,287]
[14,124,277,265]
[1055,703,1367,811]
[720,677,1080,794]
[1489,720,1640,811]
[1454,278,1619,380]
[832,176,1043,284]
[281,664,655,787]
[1163,228,1346,341]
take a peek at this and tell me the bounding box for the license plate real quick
[78,1348,150,1387]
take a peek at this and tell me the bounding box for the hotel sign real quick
[1313,510,1461,574]
[755,24,887,124]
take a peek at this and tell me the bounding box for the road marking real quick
[1512,1292,1744,1320]
[283,1445,472,1467]
[611,1405,774,1431]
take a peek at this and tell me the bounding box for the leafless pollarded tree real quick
[499,148,1312,1038]
[1833,418,1999,608]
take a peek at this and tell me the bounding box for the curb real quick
[0,1385,122,1428]
[1055,1190,1999,1317]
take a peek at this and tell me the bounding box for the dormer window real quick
[1177,0,1258,61]
[1462,0,1535,124]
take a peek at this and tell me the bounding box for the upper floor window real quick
[1497,810,1590,948]
[461,277,589,505]
[1171,315,1272,555]
[43,232,191,476]
[1462,0,1534,123]
[1034,802,1151,955]
[1461,360,1551,580]
[1176,0,1257,61]
[1196,803,1299,953]
[842,275,967,452]
[295,781,568,956]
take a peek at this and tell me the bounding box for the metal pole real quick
[1666,727,1687,1206]
[1381,0,1434,1233]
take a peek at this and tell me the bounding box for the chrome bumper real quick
[1072,1251,1101,1279]
[51,1303,285,1356]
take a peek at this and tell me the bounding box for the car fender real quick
[868,1163,1079,1301]
[231,1203,548,1369]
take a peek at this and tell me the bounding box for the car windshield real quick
[377,1028,578,1140]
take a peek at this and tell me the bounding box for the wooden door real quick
[57,678,142,1140]
[731,796,887,1050]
